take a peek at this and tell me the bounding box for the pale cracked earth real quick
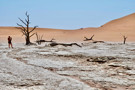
[0,42,135,90]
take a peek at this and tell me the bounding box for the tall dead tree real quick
[122,35,127,44]
[16,12,38,45]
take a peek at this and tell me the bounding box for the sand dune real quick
[0,13,135,43]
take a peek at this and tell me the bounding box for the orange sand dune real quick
[0,13,135,43]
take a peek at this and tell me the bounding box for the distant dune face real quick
[0,13,135,43]
[97,13,135,42]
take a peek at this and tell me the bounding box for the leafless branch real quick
[30,33,35,37]
[18,18,27,26]
[84,35,94,41]
[30,26,38,33]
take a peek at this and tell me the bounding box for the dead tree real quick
[122,35,127,44]
[36,39,55,43]
[84,35,104,43]
[36,33,55,44]
[84,35,94,41]
[41,38,55,42]
[50,42,82,47]
[16,12,38,45]
[36,33,43,45]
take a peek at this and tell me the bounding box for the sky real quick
[0,0,135,29]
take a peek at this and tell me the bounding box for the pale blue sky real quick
[0,0,135,29]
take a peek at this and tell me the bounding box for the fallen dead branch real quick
[92,41,104,43]
[36,33,55,45]
[36,39,55,44]
[50,42,82,47]
[109,64,131,70]
[84,35,94,41]
[87,56,116,64]
[84,35,104,43]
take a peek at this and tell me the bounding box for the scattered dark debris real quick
[8,82,44,87]
[130,49,135,51]
[109,65,132,70]
[93,41,105,43]
[123,66,132,70]
[87,59,90,62]
[87,56,116,64]
[108,65,120,67]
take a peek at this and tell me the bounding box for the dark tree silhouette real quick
[84,35,94,41]
[122,35,127,44]
[35,33,55,45]
[84,35,104,43]
[50,42,82,47]
[36,33,43,45]
[16,12,38,45]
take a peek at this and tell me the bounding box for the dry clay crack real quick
[12,56,135,90]
[5,49,123,89]
[1,52,44,87]
[7,48,134,89]
[15,58,97,89]
[6,49,98,89]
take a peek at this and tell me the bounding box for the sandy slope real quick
[0,13,135,43]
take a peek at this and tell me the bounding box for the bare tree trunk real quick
[26,36,31,45]
[123,37,127,44]
[122,35,127,44]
